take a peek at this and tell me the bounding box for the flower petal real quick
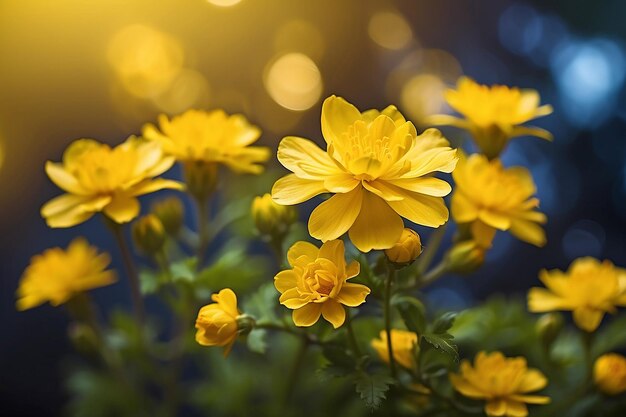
[348,190,404,252]
[321,95,361,145]
[573,307,604,332]
[103,195,140,224]
[287,241,320,267]
[280,288,309,309]
[346,260,360,278]
[389,177,452,197]
[292,303,322,327]
[130,178,184,196]
[321,299,346,329]
[452,192,479,223]
[272,174,328,205]
[511,125,553,141]
[277,136,342,180]
[309,186,363,242]
[212,288,239,318]
[274,270,298,293]
[336,282,370,307]
[504,400,528,417]
[485,399,507,416]
[509,395,551,405]
[45,162,87,195]
[449,374,487,399]
[387,190,449,228]
[517,369,548,393]
[509,219,547,247]
[318,240,346,271]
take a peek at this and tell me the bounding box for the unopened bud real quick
[385,228,423,266]
[68,323,100,356]
[184,161,218,201]
[446,240,485,273]
[132,214,166,255]
[251,193,297,237]
[151,197,184,235]
[536,313,564,348]
[236,314,256,336]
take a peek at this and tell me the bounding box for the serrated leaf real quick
[316,364,351,382]
[432,311,457,334]
[422,333,459,362]
[393,295,426,334]
[246,329,267,354]
[353,371,395,409]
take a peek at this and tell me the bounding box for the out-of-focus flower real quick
[41,137,182,228]
[429,77,553,159]
[151,196,185,235]
[142,109,270,174]
[385,228,422,265]
[528,257,626,332]
[272,95,457,252]
[371,329,419,369]
[274,240,370,328]
[450,351,550,417]
[594,353,626,395]
[446,240,486,273]
[16,238,116,311]
[535,313,564,349]
[251,193,297,236]
[452,153,546,248]
[195,288,242,356]
[132,214,166,255]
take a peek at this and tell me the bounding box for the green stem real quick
[418,224,447,275]
[345,311,362,358]
[256,322,325,346]
[385,265,397,377]
[582,331,594,379]
[417,260,449,289]
[194,197,210,266]
[283,336,309,404]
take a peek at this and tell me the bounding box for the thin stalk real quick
[384,265,397,377]
[345,311,362,358]
[194,197,210,266]
[283,336,309,404]
[418,224,447,275]
[417,260,449,289]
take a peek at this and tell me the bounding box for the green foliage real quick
[393,295,427,334]
[353,371,395,409]
[592,315,626,357]
[422,311,459,362]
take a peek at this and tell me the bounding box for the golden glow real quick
[400,74,447,124]
[264,53,323,111]
[107,24,184,99]
[152,69,211,114]
[368,11,413,50]
[274,20,325,60]
[207,0,242,7]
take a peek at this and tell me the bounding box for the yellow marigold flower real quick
[384,228,422,265]
[251,193,297,236]
[452,153,546,248]
[16,238,116,311]
[195,288,241,356]
[41,137,182,228]
[594,353,626,395]
[142,109,270,174]
[275,240,370,328]
[528,257,626,332]
[371,329,419,370]
[429,77,553,159]
[271,95,458,252]
[450,351,550,417]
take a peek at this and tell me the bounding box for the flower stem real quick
[417,260,449,289]
[283,336,309,404]
[418,224,447,275]
[345,311,362,358]
[194,197,210,267]
[385,265,397,377]
[582,330,595,379]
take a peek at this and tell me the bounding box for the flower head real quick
[452,153,546,247]
[528,257,626,332]
[272,95,457,252]
[195,288,242,356]
[251,193,297,236]
[450,351,550,417]
[16,238,116,311]
[132,214,166,255]
[41,137,182,228]
[594,353,626,395]
[371,329,419,369]
[384,228,422,265]
[275,240,370,328]
[429,77,552,158]
[142,109,270,174]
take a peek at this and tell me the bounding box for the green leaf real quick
[243,283,279,323]
[431,311,457,334]
[422,333,459,362]
[246,329,267,354]
[353,371,395,409]
[170,257,197,282]
[138,269,164,294]
[593,315,626,357]
[393,295,426,334]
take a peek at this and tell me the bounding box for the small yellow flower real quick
[275,240,370,328]
[450,351,550,417]
[41,137,182,228]
[452,153,546,248]
[528,257,626,332]
[272,95,457,252]
[594,353,626,395]
[142,109,270,174]
[16,238,116,311]
[429,77,552,158]
[384,228,422,265]
[195,288,241,356]
[446,240,486,273]
[151,196,185,235]
[251,193,297,236]
[132,214,166,255]
[371,329,419,369]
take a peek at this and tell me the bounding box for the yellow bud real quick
[371,329,419,370]
[594,353,626,395]
[132,214,166,255]
[151,197,184,235]
[385,228,422,265]
[251,193,297,237]
[183,161,218,201]
[195,288,241,356]
[446,240,485,273]
[535,313,563,348]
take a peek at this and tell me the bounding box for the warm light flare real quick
[264,52,323,111]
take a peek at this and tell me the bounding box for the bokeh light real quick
[368,11,413,50]
[400,74,447,124]
[263,52,323,111]
[152,69,211,114]
[207,0,242,7]
[562,219,606,261]
[273,20,325,61]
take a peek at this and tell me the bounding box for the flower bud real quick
[68,322,100,356]
[195,288,241,356]
[132,214,166,255]
[184,161,218,201]
[371,329,419,370]
[535,313,563,348]
[385,228,423,266]
[594,353,626,395]
[446,240,485,273]
[251,193,297,237]
[236,314,256,336]
[151,197,184,235]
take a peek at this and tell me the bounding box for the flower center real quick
[302,259,340,299]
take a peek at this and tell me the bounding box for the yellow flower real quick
[274,240,370,328]
[429,77,552,158]
[384,228,422,265]
[195,288,241,356]
[251,193,297,236]
[528,257,626,332]
[16,238,116,311]
[594,353,626,395]
[371,329,419,369]
[451,153,546,248]
[450,351,550,417]
[271,95,457,252]
[41,137,182,228]
[142,109,270,174]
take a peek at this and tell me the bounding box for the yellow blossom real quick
[251,193,297,236]
[429,77,552,158]
[271,95,457,252]
[594,353,626,395]
[274,240,370,328]
[16,238,116,311]
[384,228,422,265]
[142,109,270,174]
[195,288,241,356]
[41,137,182,228]
[528,257,626,332]
[450,351,550,417]
[371,329,419,369]
[452,153,546,248]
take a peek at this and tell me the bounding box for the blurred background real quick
[2,0,626,415]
